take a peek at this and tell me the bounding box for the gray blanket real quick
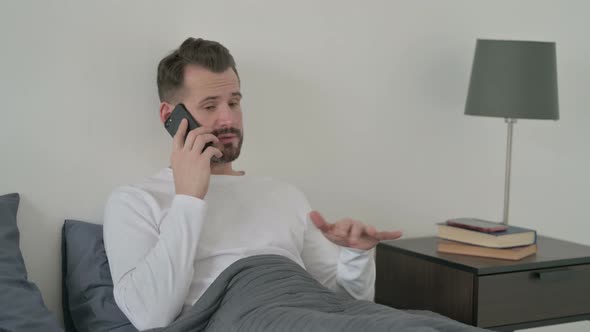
[148,255,489,332]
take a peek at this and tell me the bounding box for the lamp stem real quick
[503,118,517,225]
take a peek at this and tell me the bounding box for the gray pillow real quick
[61,219,137,332]
[0,193,63,332]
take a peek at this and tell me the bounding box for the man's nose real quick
[215,103,234,126]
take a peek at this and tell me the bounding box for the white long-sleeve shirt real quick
[103,168,375,330]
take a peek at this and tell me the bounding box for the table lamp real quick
[464,39,559,225]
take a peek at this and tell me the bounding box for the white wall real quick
[1,1,589,331]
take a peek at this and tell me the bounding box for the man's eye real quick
[205,106,216,111]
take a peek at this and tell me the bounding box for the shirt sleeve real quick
[103,187,206,330]
[298,196,376,301]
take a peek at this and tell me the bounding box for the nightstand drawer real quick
[477,264,590,327]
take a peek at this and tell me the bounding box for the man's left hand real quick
[309,211,403,251]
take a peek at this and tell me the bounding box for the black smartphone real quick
[164,103,213,151]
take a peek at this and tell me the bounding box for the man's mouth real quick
[218,134,236,143]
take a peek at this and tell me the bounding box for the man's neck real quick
[211,162,244,176]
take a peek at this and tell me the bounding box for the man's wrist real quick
[340,246,372,255]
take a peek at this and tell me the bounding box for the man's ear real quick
[159,102,174,124]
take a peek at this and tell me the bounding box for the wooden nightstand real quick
[375,236,590,331]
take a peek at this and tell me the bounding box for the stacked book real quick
[436,218,537,260]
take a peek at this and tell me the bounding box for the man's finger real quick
[349,221,363,245]
[202,146,223,160]
[309,211,332,233]
[374,230,403,241]
[365,225,377,237]
[334,219,352,238]
[191,133,219,153]
[173,118,188,150]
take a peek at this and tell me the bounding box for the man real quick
[103,37,403,330]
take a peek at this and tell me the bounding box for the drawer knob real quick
[533,269,575,281]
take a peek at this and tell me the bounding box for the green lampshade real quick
[465,39,559,120]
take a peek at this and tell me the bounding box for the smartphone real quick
[164,103,213,151]
[446,218,508,233]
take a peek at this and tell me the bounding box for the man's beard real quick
[210,127,243,164]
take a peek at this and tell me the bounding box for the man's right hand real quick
[171,119,223,199]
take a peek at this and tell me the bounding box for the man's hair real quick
[157,37,238,103]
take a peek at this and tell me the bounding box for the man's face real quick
[177,65,243,164]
